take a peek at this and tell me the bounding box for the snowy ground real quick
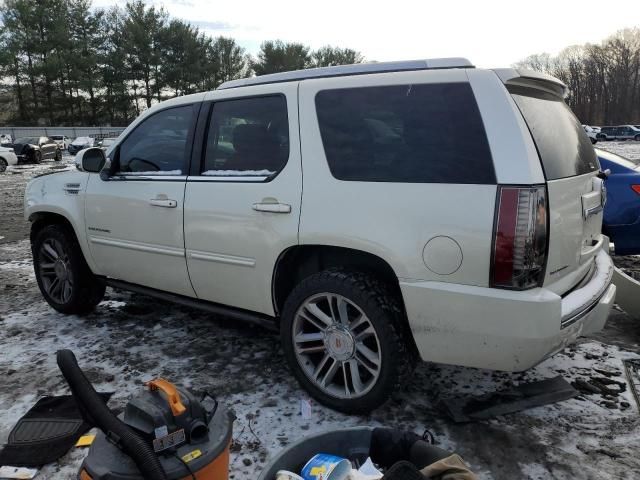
[1,144,640,479]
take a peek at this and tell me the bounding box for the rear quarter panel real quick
[298,70,506,286]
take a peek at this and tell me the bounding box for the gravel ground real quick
[1,145,640,479]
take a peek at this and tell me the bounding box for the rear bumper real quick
[400,250,615,371]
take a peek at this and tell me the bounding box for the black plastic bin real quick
[258,427,373,480]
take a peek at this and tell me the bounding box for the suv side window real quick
[315,83,495,184]
[117,105,194,175]
[201,95,289,178]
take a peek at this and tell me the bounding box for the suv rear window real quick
[315,83,495,184]
[509,86,598,180]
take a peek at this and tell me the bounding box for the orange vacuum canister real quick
[79,379,234,480]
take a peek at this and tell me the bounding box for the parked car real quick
[98,137,117,150]
[51,135,70,150]
[0,146,18,172]
[68,136,95,155]
[0,134,12,145]
[599,125,640,141]
[583,125,599,144]
[25,59,616,413]
[596,148,640,255]
[10,136,61,163]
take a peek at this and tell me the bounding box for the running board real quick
[103,278,278,331]
[612,267,640,320]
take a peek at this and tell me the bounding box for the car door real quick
[84,103,199,297]
[183,85,301,315]
[40,137,53,158]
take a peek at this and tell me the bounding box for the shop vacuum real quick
[56,350,234,480]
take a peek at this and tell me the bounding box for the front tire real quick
[0,158,7,173]
[32,224,105,314]
[33,150,42,164]
[281,269,415,414]
[54,149,62,161]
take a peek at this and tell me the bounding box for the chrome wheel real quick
[38,238,73,304]
[292,293,382,399]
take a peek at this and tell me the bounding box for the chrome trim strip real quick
[187,250,256,267]
[561,288,607,329]
[89,236,185,257]
[111,175,187,181]
[583,204,603,220]
[187,176,268,183]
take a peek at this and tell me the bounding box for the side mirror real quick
[75,147,106,173]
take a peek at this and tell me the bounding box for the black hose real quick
[56,349,168,480]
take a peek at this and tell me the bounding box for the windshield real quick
[508,86,598,180]
[102,138,116,146]
[72,137,92,145]
[51,135,64,140]
[16,137,39,144]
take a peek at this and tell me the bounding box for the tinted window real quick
[509,86,598,180]
[315,83,495,183]
[202,95,289,177]
[118,105,194,174]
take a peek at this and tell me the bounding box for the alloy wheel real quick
[38,238,73,304]
[292,293,382,399]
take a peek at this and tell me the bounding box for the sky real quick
[94,0,640,67]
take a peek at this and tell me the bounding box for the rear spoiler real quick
[492,68,568,99]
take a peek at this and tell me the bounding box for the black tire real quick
[32,224,105,314]
[590,137,597,144]
[54,149,62,161]
[281,269,416,414]
[33,150,42,164]
[0,157,7,173]
[635,135,640,142]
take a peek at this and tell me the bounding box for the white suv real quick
[24,59,616,413]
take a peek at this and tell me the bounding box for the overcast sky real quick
[95,0,640,67]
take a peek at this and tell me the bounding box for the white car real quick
[582,125,599,144]
[0,146,18,172]
[50,135,70,150]
[24,59,616,413]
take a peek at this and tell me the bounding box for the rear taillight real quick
[631,185,640,195]
[491,185,548,290]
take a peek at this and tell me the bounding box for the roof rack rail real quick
[218,58,474,90]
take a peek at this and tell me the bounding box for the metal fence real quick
[0,126,126,141]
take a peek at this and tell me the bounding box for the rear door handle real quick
[150,198,177,208]
[252,202,291,213]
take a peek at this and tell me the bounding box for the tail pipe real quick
[56,349,168,480]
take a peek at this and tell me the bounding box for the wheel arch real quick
[271,244,417,354]
[29,211,77,243]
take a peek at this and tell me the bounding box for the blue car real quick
[597,148,640,255]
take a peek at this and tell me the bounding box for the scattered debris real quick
[623,359,640,411]
[441,376,578,423]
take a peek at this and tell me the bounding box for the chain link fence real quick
[0,126,126,141]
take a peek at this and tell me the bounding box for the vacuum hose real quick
[57,349,168,480]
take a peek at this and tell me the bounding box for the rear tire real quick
[32,224,105,314]
[635,135,640,142]
[33,150,42,164]
[0,158,7,173]
[281,269,415,414]
[54,149,62,161]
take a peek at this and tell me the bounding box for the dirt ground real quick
[1,145,640,479]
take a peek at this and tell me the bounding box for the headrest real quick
[232,124,276,152]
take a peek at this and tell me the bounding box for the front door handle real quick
[252,202,291,213]
[150,198,177,208]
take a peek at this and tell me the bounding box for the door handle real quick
[252,202,291,213]
[150,198,177,208]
